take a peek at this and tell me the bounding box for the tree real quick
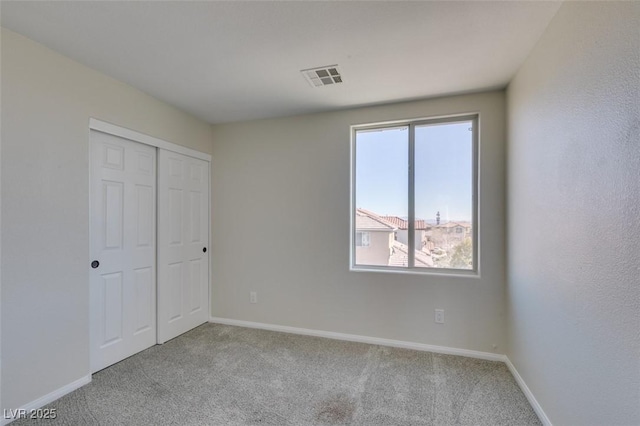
[449,238,472,269]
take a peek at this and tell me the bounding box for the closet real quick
[88,120,210,372]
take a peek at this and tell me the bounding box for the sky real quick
[355,121,473,223]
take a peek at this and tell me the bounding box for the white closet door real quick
[157,150,209,343]
[90,131,157,373]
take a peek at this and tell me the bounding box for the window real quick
[355,231,370,247]
[351,115,478,273]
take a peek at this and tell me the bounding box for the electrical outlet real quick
[435,309,444,324]
[250,291,257,304]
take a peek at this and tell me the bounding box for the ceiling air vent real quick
[301,65,343,87]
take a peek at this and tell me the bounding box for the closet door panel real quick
[90,131,156,372]
[158,149,209,343]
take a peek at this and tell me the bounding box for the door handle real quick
[91,260,100,269]
[203,247,207,253]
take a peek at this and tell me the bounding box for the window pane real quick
[355,127,408,267]
[414,121,473,269]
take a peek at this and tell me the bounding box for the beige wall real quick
[355,231,392,266]
[211,90,506,353]
[0,28,213,411]
[506,2,640,425]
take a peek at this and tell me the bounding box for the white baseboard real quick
[505,357,552,426]
[209,316,506,362]
[1,375,91,426]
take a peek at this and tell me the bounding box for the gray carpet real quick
[15,324,541,425]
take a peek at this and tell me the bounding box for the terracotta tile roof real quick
[355,208,397,230]
[381,215,430,230]
[389,240,434,267]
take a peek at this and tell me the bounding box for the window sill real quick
[350,265,480,279]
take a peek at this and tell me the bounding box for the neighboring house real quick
[354,209,397,266]
[427,221,472,256]
[381,215,431,249]
[436,221,472,235]
[356,212,471,267]
[357,210,434,268]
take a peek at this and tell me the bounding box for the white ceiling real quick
[1,1,561,124]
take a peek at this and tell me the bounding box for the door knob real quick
[203,247,207,253]
[91,260,100,269]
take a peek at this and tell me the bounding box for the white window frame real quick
[349,114,479,277]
